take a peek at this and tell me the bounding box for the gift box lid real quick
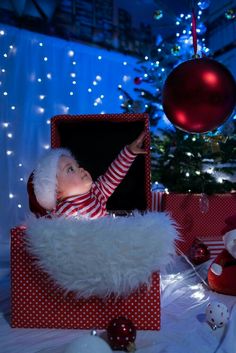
[51,113,151,212]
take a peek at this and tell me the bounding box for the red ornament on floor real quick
[189,238,210,265]
[162,58,236,133]
[107,317,136,352]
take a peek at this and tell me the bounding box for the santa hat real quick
[221,214,236,259]
[32,148,72,210]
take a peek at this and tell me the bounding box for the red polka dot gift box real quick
[11,114,161,330]
[152,192,236,256]
[11,226,160,330]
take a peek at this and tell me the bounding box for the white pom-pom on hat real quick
[33,148,72,210]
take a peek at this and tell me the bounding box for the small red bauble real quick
[134,77,142,85]
[162,58,236,133]
[107,316,136,352]
[189,238,210,265]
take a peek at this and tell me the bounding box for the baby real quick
[32,131,146,219]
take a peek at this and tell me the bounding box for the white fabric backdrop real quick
[0,23,138,266]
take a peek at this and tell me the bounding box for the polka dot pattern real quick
[11,227,160,330]
[50,113,152,210]
[152,192,236,253]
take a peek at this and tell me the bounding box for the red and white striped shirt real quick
[54,146,136,219]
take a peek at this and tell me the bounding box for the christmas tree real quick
[120,4,236,194]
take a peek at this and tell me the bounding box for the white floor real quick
[1,258,236,353]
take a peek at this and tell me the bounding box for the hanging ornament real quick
[188,238,210,265]
[153,10,163,20]
[171,44,181,56]
[134,77,142,85]
[197,0,211,10]
[162,58,236,133]
[107,317,136,352]
[205,302,230,330]
[64,335,112,353]
[199,193,209,214]
[225,9,236,20]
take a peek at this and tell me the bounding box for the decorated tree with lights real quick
[120,2,236,194]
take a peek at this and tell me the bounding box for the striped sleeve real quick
[94,146,136,200]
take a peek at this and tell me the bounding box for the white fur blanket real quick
[26,212,179,298]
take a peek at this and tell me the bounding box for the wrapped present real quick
[11,114,178,330]
[152,192,236,255]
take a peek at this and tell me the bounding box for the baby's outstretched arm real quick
[95,130,147,200]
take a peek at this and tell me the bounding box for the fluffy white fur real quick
[33,148,72,210]
[223,230,236,258]
[26,212,179,298]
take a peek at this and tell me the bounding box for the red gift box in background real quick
[11,113,161,330]
[152,192,236,255]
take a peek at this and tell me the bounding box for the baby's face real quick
[56,155,93,200]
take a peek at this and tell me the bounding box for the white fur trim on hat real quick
[33,148,72,210]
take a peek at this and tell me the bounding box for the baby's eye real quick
[67,166,75,173]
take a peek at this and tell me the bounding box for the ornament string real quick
[192,7,198,57]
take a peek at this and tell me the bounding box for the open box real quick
[11,113,161,330]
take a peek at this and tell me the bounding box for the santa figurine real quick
[208,214,236,296]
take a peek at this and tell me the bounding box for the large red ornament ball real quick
[189,238,210,265]
[107,316,136,352]
[162,58,236,133]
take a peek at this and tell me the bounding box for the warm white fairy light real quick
[176,33,180,37]
[3,91,8,96]
[20,177,23,181]
[217,178,223,183]
[119,95,123,100]
[145,56,149,60]
[46,73,52,79]
[186,172,190,177]
[18,204,22,208]
[70,72,76,77]
[118,84,122,89]
[93,81,98,85]
[68,50,74,57]
[144,73,148,78]
[37,78,42,82]
[7,133,13,138]
[3,53,8,58]
[2,122,9,128]
[1,68,5,72]
[69,91,74,95]
[100,111,105,114]
[196,171,201,175]
[44,144,50,150]
[95,97,102,104]
[93,102,98,106]
[11,106,16,110]
[96,75,102,81]
[98,55,102,60]
[88,88,92,92]
[72,80,76,85]
[36,107,45,114]
[46,119,50,124]
[72,61,76,65]
[39,95,45,100]
[9,193,14,199]
[6,150,13,155]
[44,57,48,61]
[100,94,104,99]
[0,30,5,35]
[18,163,22,167]
[123,61,127,66]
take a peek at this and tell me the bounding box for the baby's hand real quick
[128,131,147,155]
